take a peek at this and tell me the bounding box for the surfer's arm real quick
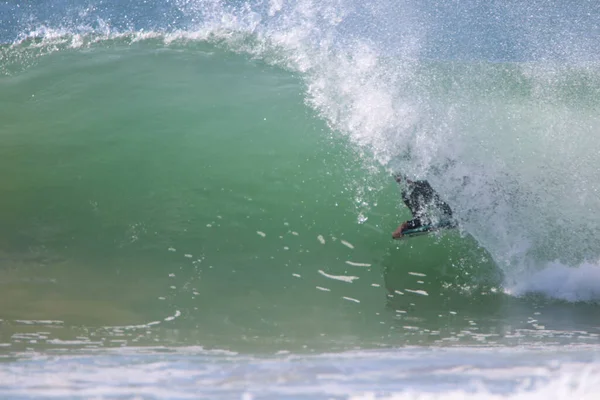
[392,222,408,239]
[392,218,423,239]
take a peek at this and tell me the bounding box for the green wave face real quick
[1,34,599,353]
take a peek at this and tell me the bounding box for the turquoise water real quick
[1,0,600,398]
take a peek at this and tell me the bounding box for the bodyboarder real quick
[392,174,456,239]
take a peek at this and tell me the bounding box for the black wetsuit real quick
[401,180,454,232]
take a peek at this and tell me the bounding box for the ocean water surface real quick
[1,0,600,398]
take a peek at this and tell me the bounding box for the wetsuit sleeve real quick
[414,180,454,219]
[403,218,424,231]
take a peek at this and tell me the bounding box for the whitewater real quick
[1,0,600,398]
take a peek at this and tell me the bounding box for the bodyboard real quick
[395,220,457,239]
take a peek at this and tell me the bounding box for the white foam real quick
[164,310,181,322]
[318,269,359,283]
[15,320,63,325]
[340,240,355,249]
[342,296,360,303]
[404,289,429,296]
[349,363,600,399]
[508,260,600,302]
[345,261,372,267]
